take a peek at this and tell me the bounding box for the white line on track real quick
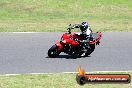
[63,70,132,74]
[0,71,132,76]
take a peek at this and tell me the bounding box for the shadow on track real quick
[46,55,91,59]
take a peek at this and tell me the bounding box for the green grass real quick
[0,72,132,88]
[0,0,132,32]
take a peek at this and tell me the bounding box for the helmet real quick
[80,22,88,32]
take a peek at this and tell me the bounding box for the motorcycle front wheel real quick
[48,45,60,58]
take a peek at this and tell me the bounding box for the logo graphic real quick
[76,66,131,85]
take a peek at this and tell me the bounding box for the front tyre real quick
[48,45,60,58]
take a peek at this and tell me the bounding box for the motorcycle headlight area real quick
[61,37,67,43]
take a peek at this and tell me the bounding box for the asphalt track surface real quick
[0,32,132,74]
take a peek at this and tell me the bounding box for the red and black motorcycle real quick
[48,24,102,58]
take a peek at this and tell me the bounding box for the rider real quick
[71,21,93,56]
[73,21,92,39]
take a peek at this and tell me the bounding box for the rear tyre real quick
[48,45,60,58]
[85,44,95,56]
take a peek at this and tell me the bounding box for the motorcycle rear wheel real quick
[48,45,60,58]
[85,44,95,56]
